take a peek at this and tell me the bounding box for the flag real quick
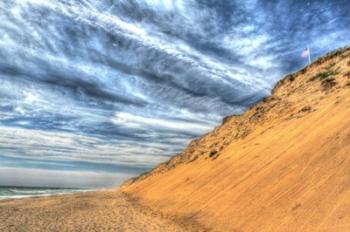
[301,48,310,59]
[301,47,311,64]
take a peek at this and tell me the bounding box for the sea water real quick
[0,186,86,200]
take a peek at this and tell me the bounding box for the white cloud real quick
[223,33,269,56]
[0,126,180,167]
[23,90,41,103]
[0,167,130,188]
[143,0,184,11]
[112,112,212,134]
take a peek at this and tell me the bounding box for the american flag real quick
[301,48,310,58]
[301,48,311,64]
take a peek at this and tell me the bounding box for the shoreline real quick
[0,189,190,232]
[0,187,102,202]
[0,189,98,201]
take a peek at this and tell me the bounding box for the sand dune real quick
[123,47,350,231]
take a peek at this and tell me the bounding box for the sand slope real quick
[123,47,350,231]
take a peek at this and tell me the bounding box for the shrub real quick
[283,74,296,83]
[300,106,312,112]
[309,70,337,82]
[209,150,218,158]
[300,68,308,74]
[321,78,337,90]
[325,63,336,70]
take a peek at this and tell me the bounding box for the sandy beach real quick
[0,190,199,232]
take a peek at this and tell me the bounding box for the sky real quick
[1,0,350,188]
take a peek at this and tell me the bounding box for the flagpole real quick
[308,47,311,65]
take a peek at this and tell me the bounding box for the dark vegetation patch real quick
[300,67,308,74]
[325,62,336,70]
[208,150,218,159]
[309,70,337,82]
[321,78,337,90]
[288,74,296,82]
[344,71,350,78]
[299,106,312,113]
[308,68,338,91]
[250,106,266,121]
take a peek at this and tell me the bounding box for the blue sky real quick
[1,0,350,188]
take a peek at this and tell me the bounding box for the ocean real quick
[0,186,87,200]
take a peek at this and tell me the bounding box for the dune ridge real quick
[123,47,350,231]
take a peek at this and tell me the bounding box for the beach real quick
[0,190,193,232]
